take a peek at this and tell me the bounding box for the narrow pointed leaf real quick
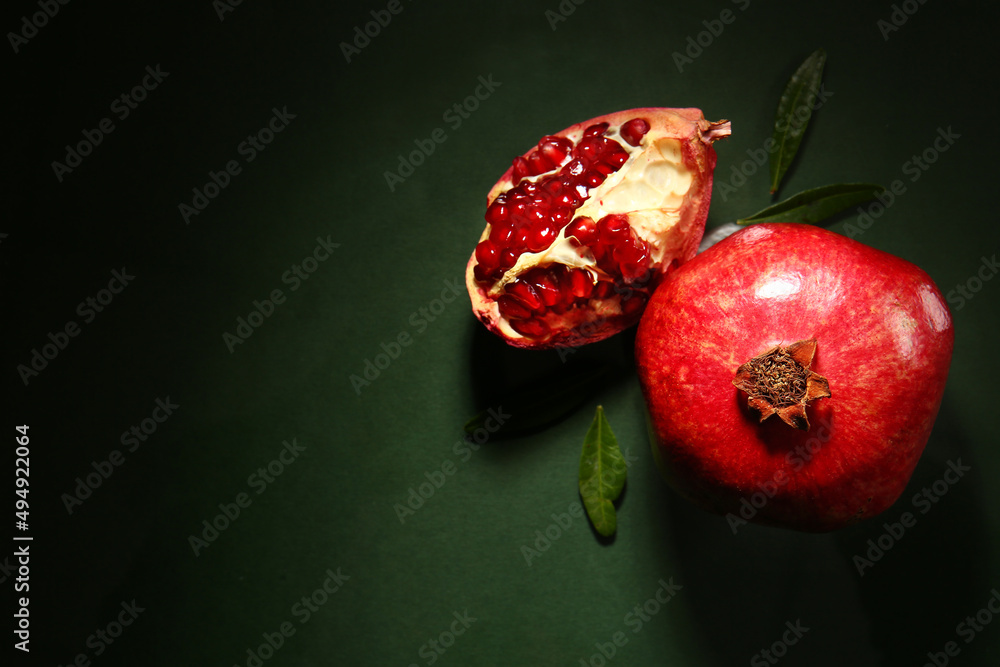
[737,183,885,226]
[464,362,610,438]
[578,406,626,537]
[770,48,827,194]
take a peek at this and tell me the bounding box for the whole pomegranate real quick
[635,223,953,532]
[466,108,730,349]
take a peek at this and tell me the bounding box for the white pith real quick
[487,126,694,297]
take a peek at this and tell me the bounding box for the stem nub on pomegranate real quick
[732,339,831,430]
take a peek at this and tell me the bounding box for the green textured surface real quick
[6,1,1000,665]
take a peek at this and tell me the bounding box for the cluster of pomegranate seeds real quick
[472,119,654,338]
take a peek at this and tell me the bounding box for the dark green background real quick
[7,0,1000,665]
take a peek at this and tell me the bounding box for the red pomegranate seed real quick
[603,148,629,169]
[564,158,586,176]
[510,201,529,223]
[499,248,518,269]
[539,135,572,165]
[527,150,555,175]
[549,263,570,289]
[551,206,573,229]
[526,208,548,226]
[584,170,606,188]
[583,122,610,137]
[543,178,564,196]
[574,137,604,162]
[593,161,617,176]
[490,220,516,244]
[556,191,580,208]
[512,156,531,181]
[569,269,595,298]
[476,240,500,270]
[507,281,544,312]
[530,273,561,307]
[618,259,645,282]
[510,317,550,338]
[619,118,650,147]
[566,217,598,246]
[528,189,550,207]
[485,199,508,224]
[497,295,532,320]
[617,242,650,275]
[527,224,558,252]
[599,215,630,241]
[612,238,643,265]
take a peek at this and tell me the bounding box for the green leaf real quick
[770,48,827,194]
[737,183,885,226]
[463,362,610,438]
[578,406,626,537]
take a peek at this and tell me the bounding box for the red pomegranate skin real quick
[635,223,954,532]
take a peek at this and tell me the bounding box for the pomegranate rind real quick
[635,223,954,532]
[467,107,730,350]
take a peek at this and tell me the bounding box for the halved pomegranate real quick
[466,108,730,349]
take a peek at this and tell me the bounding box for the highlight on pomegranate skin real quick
[466,107,731,349]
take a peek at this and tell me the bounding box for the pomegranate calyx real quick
[732,339,831,430]
[700,119,732,143]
